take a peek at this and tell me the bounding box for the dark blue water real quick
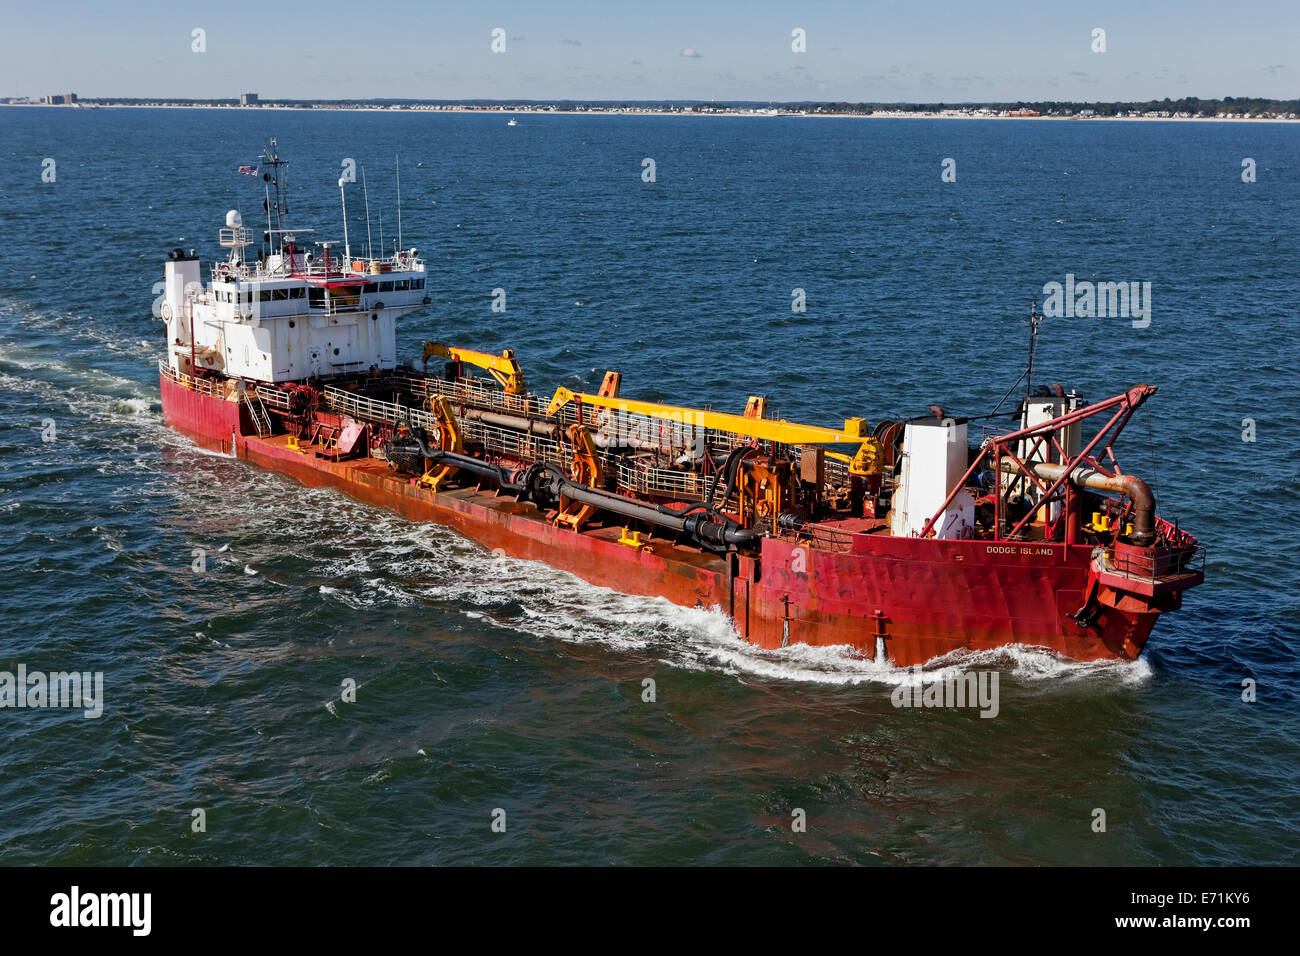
[0,107,1296,865]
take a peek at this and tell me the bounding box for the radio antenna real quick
[258,137,289,236]
[338,177,350,262]
[395,154,402,252]
[1026,300,1043,401]
[983,300,1045,420]
[362,165,373,260]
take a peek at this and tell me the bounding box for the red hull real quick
[160,373,1188,667]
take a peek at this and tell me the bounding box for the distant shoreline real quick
[4,102,1297,123]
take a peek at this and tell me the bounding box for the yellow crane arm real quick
[547,386,871,447]
[422,342,526,395]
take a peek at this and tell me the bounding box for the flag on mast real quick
[237,165,258,176]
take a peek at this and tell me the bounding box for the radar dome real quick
[225,210,243,228]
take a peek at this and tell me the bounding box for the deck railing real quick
[254,384,293,412]
[391,371,549,419]
[323,385,441,432]
[212,254,425,284]
[616,458,709,500]
[1101,543,1206,581]
[158,360,226,399]
[779,524,858,553]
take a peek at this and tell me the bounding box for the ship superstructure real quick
[158,143,1203,667]
[161,140,428,384]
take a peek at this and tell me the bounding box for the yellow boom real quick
[547,386,871,447]
[422,342,526,395]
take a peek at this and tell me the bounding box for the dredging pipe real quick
[1000,459,1155,545]
[387,441,759,552]
[522,463,761,551]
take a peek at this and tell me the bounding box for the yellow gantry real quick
[422,342,527,395]
[547,386,872,448]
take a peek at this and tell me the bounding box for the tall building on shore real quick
[240,92,259,106]
[44,92,77,105]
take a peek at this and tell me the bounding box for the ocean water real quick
[0,107,1296,865]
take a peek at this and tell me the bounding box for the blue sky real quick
[1,0,1296,101]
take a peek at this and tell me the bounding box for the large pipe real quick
[525,463,761,551]
[390,439,758,551]
[1000,460,1155,545]
[463,408,558,437]
[391,435,526,492]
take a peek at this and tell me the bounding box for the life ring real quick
[161,302,172,321]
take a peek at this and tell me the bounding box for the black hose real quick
[706,445,748,511]
[388,434,525,493]
[527,462,759,552]
[429,450,524,492]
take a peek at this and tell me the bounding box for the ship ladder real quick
[243,391,272,437]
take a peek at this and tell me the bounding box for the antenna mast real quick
[258,137,289,240]
[1026,300,1043,400]
[339,177,351,263]
[395,154,402,252]
[362,166,373,260]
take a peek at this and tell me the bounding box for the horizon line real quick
[7,95,1299,108]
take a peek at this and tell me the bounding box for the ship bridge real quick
[161,210,429,383]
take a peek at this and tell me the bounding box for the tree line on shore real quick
[41,96,1300,116]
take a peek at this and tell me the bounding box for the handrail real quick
[254,385,292,412]
[779,523,857,553]
[397,373,550,419]
[617,458,708,500]
[212,255,426,284]
[1100,543,1206,580]
[323,385,441,432]
[159,360,226,399]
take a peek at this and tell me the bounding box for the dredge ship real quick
[158,143,1204,667]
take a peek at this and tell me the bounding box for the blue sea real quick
[0,107,1296,865]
